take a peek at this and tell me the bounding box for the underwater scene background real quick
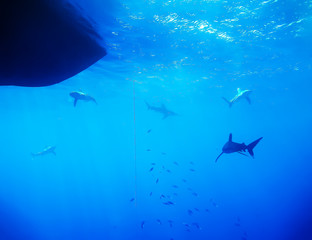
[1,0,312,239]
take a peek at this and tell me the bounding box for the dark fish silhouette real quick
[156,178,159,184]
[187,209,193,216]
[129,198,135,202]
[145,101,178,119]
[141,221,145,229]
[149,167,154,172]
[215,133,263,162]
[163,201,174,205]
[168,220,173,228]
[149,192,153,196]
[147,129,152,133]
[70,91,97,107]
[0,0,106,87]
[156,219,162,225]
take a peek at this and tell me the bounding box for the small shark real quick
[145,101,178,119]
[222,88,252,108]
[31,146,56,158]
[215,134,263,162]
[70,91,97,107]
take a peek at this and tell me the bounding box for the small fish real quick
[183,223,190,228]
[192,222,200,229]
[190,161,194,165]
[149,192,153,196]
[163,201,174,205]
[182,179,187,183]
[173,161,179,166]
[146,149,151,152]
[129,198,135,202]
[212,202,219,208]
[192,192,198,197]
[141,221,145,229]
[156,219,162,225]
[187,209,193,216]
[147,129,152,133]
[168,220,173,228]
[149,167,154,172]
[189,168,195,172]
[166,169,172,173]
[172,185,178,189]
[161,152,166,155]
[156,178,159,184]
[151,163,156,165]
[194,208,200,212]
[205,208,211,213]
[160,194,166,199]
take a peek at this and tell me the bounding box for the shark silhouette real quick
[215,134,263,162]
[31,146,56,158]
[70,91,97,107]
[145,101,178,119]
[222,88,252,108]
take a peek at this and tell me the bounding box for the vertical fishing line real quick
[132,79,137,206]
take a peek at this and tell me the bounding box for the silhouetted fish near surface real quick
[189,168,196,172]
[129,198,135,202]
[222,88,252,108]
[156,219,162,225]
[70,91,97,107]
[149,167,154,172]
[31,146,56,158]
[147,129,152,133]
[149,192,153,196]
[192,222,201,229]
[146,149,152,152]
[173,161,179,166]
[161,152,167,155]
[0,0,106,87]
[145,101,178,119]
[187,209,193,216]
[156,178,159,184]
[163,201,174,205]
[215,133,263,162]
[172,185,179,189]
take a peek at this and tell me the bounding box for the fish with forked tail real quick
[215,134,263,162]
[70,91,97,107]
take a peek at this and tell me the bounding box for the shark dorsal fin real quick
[229,133,232,142]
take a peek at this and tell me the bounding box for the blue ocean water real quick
[1,0,312,239]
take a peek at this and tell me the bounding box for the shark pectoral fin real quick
[74,98,78,107]
[92,98,97,105]
[215,152,223,163]
[237,151,248,157]
[246,96,251,104]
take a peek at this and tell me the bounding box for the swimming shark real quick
[145,101,178,119]
[222,88,252,108]
[215,134,263,162]
[31,146,56,158]
[70,91,97,107]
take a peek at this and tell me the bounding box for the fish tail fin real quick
[247,137,263,158]
[222,97,232,108]
[145,101,151,110]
